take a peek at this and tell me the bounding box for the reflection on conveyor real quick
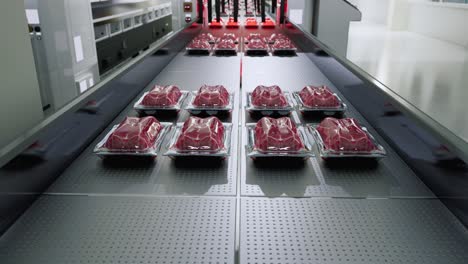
[1,9,468,264]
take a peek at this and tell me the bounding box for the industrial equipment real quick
[0,1,467,263]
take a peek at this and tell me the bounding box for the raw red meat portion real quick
[255,117,304,152]
[262,18,276,28]
[104,117,162,151]
[142,85,182,107]
[193,85,230,107]
[194,33,215,43]
[215,39,236,50]
[267,33,288,43]
[317,118,377,152]
[246,38,268,50]
[245,33,262,42]
[220,33,237,42]
[252,85,288,107]
[299,85,340,108]
[187,39,211,50]
[175,116,225,151]
[245,18,259,28]
[226,17,240,28]
[210,18,223,28]
[271,39,296,50]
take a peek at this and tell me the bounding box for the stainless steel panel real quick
[240,198,468,264]
[240,54,433,198]
[47,52,241,196]
[0,195,236,264]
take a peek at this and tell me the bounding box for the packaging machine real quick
[0,0,467,263]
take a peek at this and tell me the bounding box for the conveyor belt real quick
[240,198,468,264]
[0,196,236,264]
[47,53,241,196]
[241,54,434,198]
[1,46,467,264]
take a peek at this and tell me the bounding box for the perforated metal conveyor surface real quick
[1,48,467,264]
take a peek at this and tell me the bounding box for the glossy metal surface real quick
[1,12,468,264]
[286,20,468,164]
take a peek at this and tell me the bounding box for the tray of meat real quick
[266,33,289,44]
[217,33,239,44]
[214,39,238,55]
[209,18,224,28]
[271,39,297,56]
[261,18,276,28]
[186,39,212,55]
[245,38,269,56]
[245,18,259,28]
[226,17,240,28]
[186,85,233,115]
[308,117,387,159]
[134,85,188,114]
[293,85,347,114]
[244,33,263,43]
[194,33,216,44]
[94,117,171,158]
[246,117,314,158]
[165,116,232,158]
[246,85,294,116]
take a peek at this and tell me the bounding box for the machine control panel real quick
[184,2,193,12]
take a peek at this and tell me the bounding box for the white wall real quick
[350,0,468,47]
[406,1,468,47]
[348,0,391,25]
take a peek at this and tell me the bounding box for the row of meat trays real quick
[134,85,233,116]
[94,116,231,159]
[134,84,346,116]
[246,85,347,116]
[209,17,276,28]
[186,33,296,56]
[94,116,386,160]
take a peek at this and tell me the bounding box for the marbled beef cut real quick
[187,39,211,50]
[299,85,339,108]
[142,85,182,107]
[104,117,162,151]
[193,85,230,107]
[252,85,288,107]
[317,118,377,152]
[254,117,304,152]
[175,116,225,151]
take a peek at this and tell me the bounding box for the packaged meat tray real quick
[246,117,314,158]
[194,33,216,44]
[94,117,171,158]
[214,39,238,55]
[186,85,234,115]
[244,33,263,43]
[226,17,240,28]
[245,18,259,28]
[308,117,387,159]
[271,39,297,56]
[186,39,212,55]
[165,116,232,158]
[245,38,269,56]
[293,85,347,114]
[209,18,224,28]
[134,85,188,114]
[266,33,289,44]
[261,18,276,28]
[217,33,239,43]
[246,85,294,116]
